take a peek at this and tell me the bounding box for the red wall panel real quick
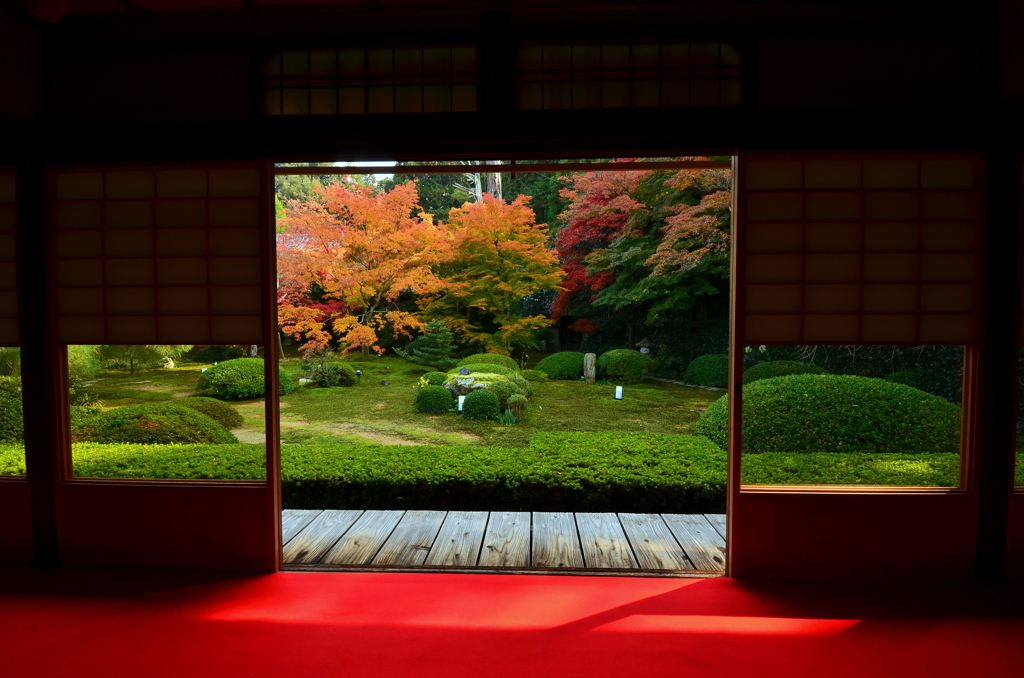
[0,479,32,565]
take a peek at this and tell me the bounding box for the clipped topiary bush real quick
[521,369,549,382]
[177,397,244,429]
[685,354,730,387]
[534,352,585,380]
[309,362,357,387]
[415,385,454,414]
[443,372,512,397]
[457,353,519,372]
[885,370,927,391]
[0,376,23,443]
[197,358,294,400]
[508,374,534,397]
[597,349,652,384]
[462,389,501,421]
[73,403,238,444]
[506,393,528,419]
[694,374,961,455]
[743,360,827,384]
[485,380,520,407]
[422,371,448,386]
[449,363,517,378]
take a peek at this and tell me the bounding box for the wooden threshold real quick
[282,509,726,575]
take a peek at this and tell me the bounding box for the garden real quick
[1,160,1021,512]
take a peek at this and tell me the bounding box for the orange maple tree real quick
[419,194,564,353]
[277,180,450,357]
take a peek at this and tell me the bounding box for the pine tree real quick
[395,320,458,370]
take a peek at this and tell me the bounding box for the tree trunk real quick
[129,356,134,375]
[360,345,370,359]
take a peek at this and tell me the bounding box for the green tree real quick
[97,345,193,374]
[394,319,458,369]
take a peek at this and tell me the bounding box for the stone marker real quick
[459,366,470,375]
[584,353,596,385]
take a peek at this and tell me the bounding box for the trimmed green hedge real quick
[177,397,244,429]
[684,354,729,387]
[463,389,501,421]
[197,358,294,400]
[743,360,828,384]
[449,363,517,378]
[415,385,454,414]
[597,349,651,384]
[457,353,519,372]
[0,376,23,442]
[741,451,962,486]
[73,404,238,445]
[534,352,585,380]
[695,374,961,455]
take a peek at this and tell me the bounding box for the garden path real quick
[283,509,726,574]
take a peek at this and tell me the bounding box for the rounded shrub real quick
[177,396,244,429]
[694,374,961,455]
[449,363,516,378]
[462,389,501,421]
[422,371,448,386]
[0,376,23,442]
[508,374,534,397]
[506,393,528,419]
[685,354,730,387]
[521,369,549,382]
[190,345,246,364]
[597,349,651,384]
[485,380,520,407]
[885,370,927,391]
[310,362,357,387]
[534,352,585,380]
[743,360,827,384]
[415,385,454,414]
[457,353,519,372]
[197,358,294,400]
[73,403,238,444]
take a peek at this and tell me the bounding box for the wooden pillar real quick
[974,149,1020,579]
[16,161,61,567]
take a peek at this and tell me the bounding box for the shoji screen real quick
[0,170,17,345]
[731,153,984,581]
[46,162,276,571]
[50,165,265,345]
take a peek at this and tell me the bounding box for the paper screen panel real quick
[50,165,267,344]
[741,155,981,345]
[518,39,742,111]
[0,171,18,345]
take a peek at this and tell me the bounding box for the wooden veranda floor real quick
[282,510,727,574]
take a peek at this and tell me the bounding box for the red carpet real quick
[0,567,1021,677]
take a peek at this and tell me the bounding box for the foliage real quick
[462,389,501,421]
[443,372,512,397]
[197,358,294,400]
[189,345,247,364]
[521,369,549,382]
[885,371,927,391]
[496,409,517,426]
[419,195,564,353]
[177,397,244,429]
[277,180,449,357]
[0,377,23,442]
[741,451,962,486]
[647,318,729,378]
[508,374,534,397]
[0,347,20,376]
[484,379,522,407]
[695,375,962,455]
[742,360,827,384]
[456,353,520,371]
[534,352,586,380]
[393,319,459,370]
[596,349,651,384]
[449,363,517,378]
[97,345,193,373]
[72,403,238,445]
[67,345,102,382]
[420,371,449,387]
[506,394,528,419]
[309,362,358,387]
[415,385,454,414]
[684,354,730,387]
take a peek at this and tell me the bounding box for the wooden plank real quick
[575,513,637,569]
[531,512,585,568]
[281,509,322,546]
[617,513,694,570]
[371,510,447,567]
[662,514,727,572]
[705,513,727,540]
[282,509,363,565]
[478,511,531,568]
[423,511,488,567]
[320,510,405,566]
